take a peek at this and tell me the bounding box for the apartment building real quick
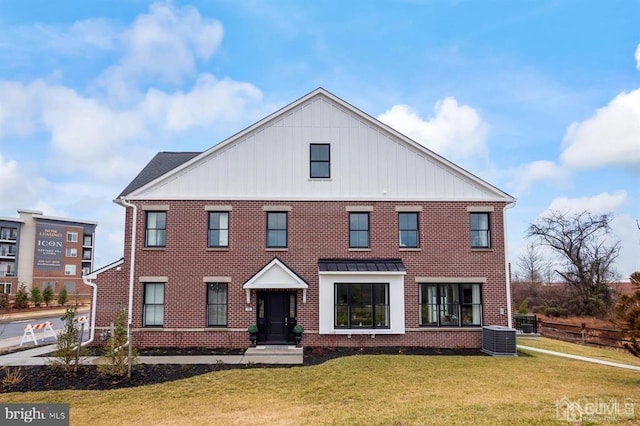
[0,209,97,296]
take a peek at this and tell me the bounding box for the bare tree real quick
[515,243,553,284]
[527,210,620,317]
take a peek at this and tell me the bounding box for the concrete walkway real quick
[0,343,303,367]
[517,345,640,371]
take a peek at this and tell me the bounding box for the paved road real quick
[0,314,86,341]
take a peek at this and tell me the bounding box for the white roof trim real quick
[84,259,124,279]
[243,258,308,303]
[127,88,515,202]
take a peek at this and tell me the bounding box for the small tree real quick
[42,284,54,307]
[615,272,640,358]
[57,285,68,307]
[29,286,43,307]
[98,306,137,376]
[51,306,87,370]
[13,284,29,309]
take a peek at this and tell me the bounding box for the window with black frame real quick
[310,143,330,178]
[470,212,490,248]
[399,212,419,248]
[266,212,287,248]
[349,212,369,248]
[208,212,229,248]
[334,283,389,329]
[419,283,482,327]
[207,283,227,326]
[145,211,167,247]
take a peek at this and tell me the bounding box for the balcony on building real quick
[0,227,18,242]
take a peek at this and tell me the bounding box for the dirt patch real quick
[0,346,484,393]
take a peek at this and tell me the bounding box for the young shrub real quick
[0,293,8,310]
[13,284,29,309]
[42,284,54,307]
[50,306,87,370]
[57,285,68,307]
[1,367,24,386]
[516,299,529,315]
[98,306,137,376]
[29,286,43,307]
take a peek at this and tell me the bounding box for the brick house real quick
[88,88,516,349]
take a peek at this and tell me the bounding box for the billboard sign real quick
[34,223,66,271]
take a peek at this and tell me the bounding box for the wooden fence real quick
[537,319,625,350]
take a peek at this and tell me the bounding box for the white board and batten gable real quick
[124,88,514,203]
[243,258,309,303]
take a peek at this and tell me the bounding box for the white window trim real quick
[318,271,405,335]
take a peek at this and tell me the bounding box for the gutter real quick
[115,197,138,345]
[80,275,97,346]
[503,200,517,328]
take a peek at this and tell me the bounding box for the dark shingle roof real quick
[318,259,406,272]
[119,152,201,197]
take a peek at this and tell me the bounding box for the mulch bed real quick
[0,346,483,393]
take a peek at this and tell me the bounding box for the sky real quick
[0,0,638,278]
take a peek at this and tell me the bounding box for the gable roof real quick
[119,88,514,203]
[119,152,200,197]
[243,258,309,303]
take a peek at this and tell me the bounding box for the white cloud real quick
[546,190,627,215]
[635,43,640,71]
[141,75,262,131]
[97,2,223,102]
[377,97,488,160]
[0,153,52,216]
[560,88,640,170]
[507,160,570,194]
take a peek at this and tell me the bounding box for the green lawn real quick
[2,349,638,425]
[518,335,640,367]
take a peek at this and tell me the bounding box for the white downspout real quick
[503,200,517,328]
[81,275,97,346]
[118,197,137,345]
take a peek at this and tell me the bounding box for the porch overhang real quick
[243,258,309,303]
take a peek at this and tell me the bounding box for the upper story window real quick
[67,232,78,243]
[266,212,287,248]
[310,143,330,178]
[83,235,92,246]
[64,264,76,276]
[399,212,419,248]
[65,248,77,257]
[470,213,490,248]
[145,212,167,248]
[0,227,17,240]
[349,212,369,248]
[208,212,229,248]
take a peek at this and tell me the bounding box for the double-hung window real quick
[399,212,419,248]
[143,283,164,327]
[266,212,287,248]
[470,213,490,248]
[145,212,166,247]
[208,212,229,248]
[419,283,482,327]
[66,232,78,243]
[64,265,76,276]
[335,283,389,329]
[206,283,228,327]
[349,213,369,248]
[310,144,330,178]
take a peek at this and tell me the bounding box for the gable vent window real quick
[310,144,330,178]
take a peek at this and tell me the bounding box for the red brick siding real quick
[96,200,509,349]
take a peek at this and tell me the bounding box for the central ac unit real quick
[482,325,517,356]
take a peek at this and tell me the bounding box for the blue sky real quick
[0,0,638,277]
